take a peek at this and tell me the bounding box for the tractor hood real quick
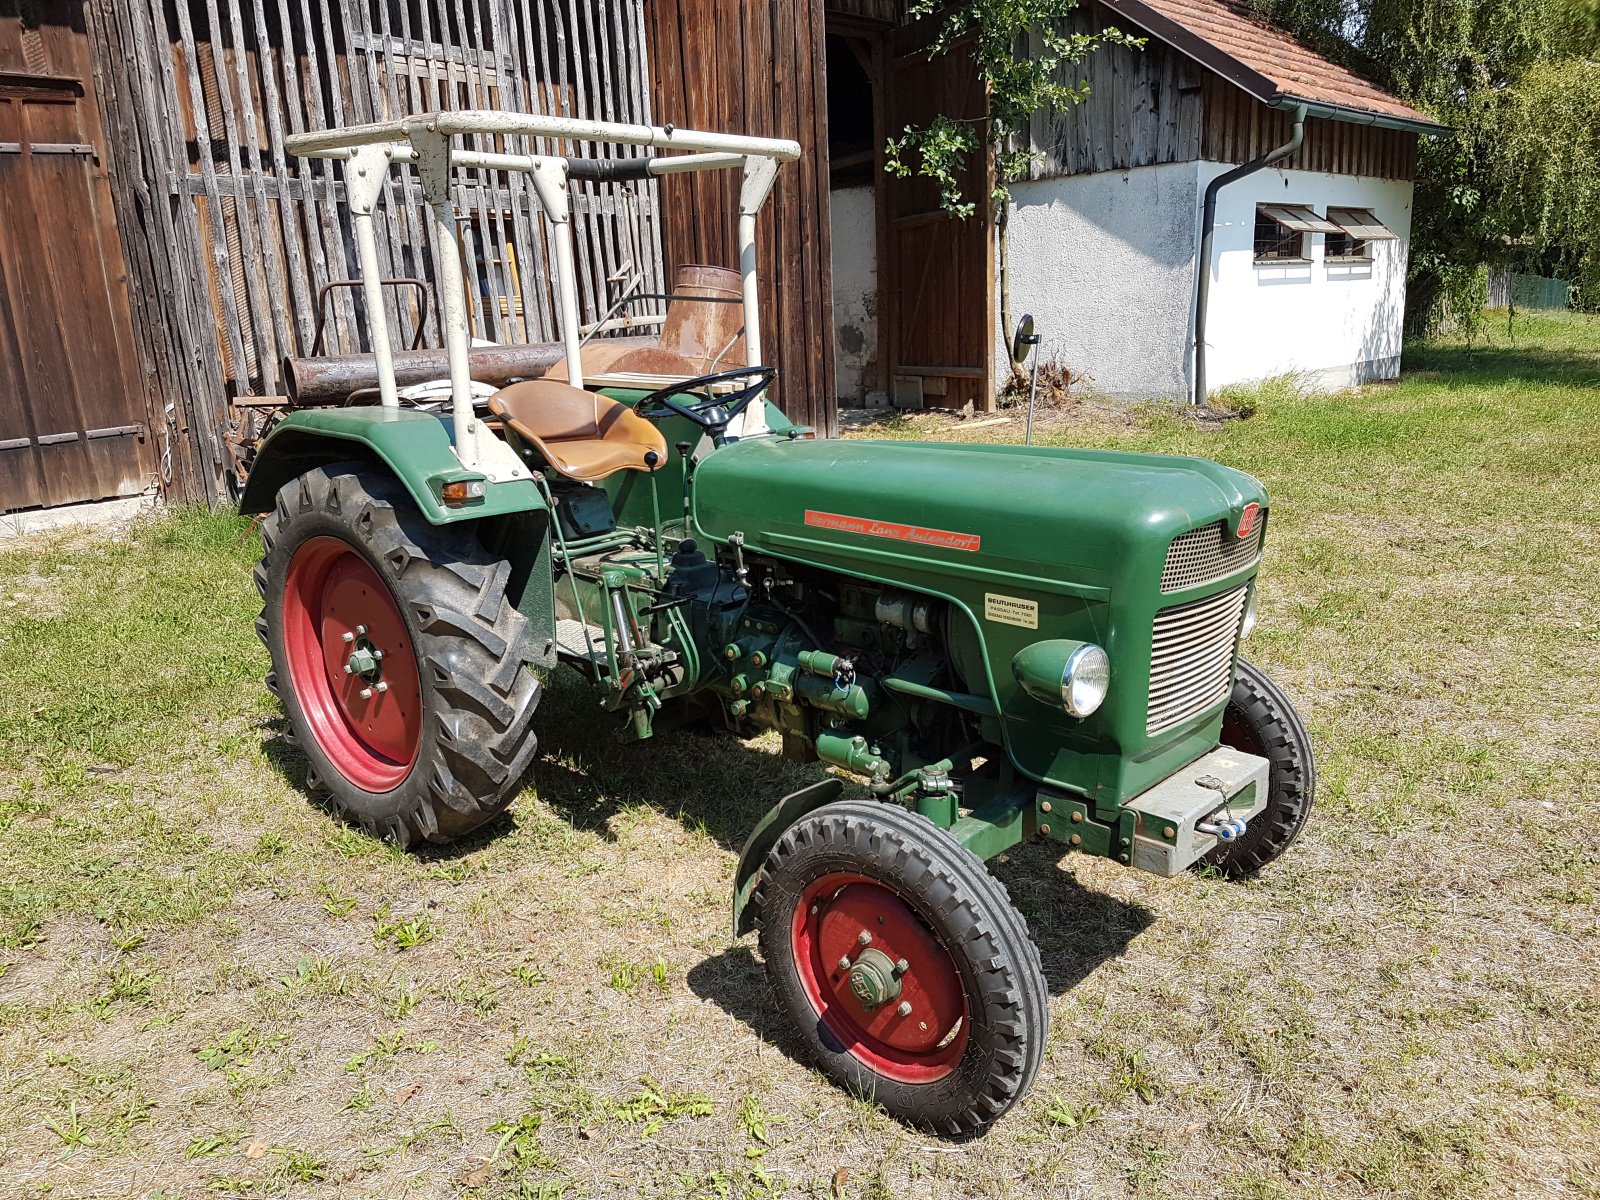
[690,437,1266,599]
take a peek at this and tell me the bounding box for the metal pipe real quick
[1023,356,1040,446]
[345,145,400,408]
[880,676,1000,717]
[531,159,585,389]
[1267,95,1443,137]
[1191,103,1307,406]
[352,213,398,408]
[285,110,802,163]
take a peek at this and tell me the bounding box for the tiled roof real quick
[1101,0,1441,128]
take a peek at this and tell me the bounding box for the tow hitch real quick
[1124,747,1270,876]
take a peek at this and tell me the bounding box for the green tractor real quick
[242,112,1314,1135]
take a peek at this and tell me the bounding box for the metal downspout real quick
[1191,103,1307,405]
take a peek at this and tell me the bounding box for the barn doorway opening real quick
[824,17,995,413]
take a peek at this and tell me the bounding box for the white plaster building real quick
[822,0,1442,408]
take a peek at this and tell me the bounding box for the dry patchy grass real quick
[1,312,1597,1198]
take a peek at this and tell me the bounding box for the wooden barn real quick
[0,0,833,515]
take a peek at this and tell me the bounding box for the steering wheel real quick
[634,366,777,439]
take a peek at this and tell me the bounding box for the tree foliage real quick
[884,0,1140,218]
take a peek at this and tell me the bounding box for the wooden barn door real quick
[646,0,837,436]
[883,27,993,410]
[0,49,154,511]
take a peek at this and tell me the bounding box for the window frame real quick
[1323,227,1369,262]
[1253,206,1311,265]
[1325,207,1397,263]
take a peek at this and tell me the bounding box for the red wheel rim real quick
[282,536,422,792]
[791,872,971,1083]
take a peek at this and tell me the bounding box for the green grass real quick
[0,310,1597,1197]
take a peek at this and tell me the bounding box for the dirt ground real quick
[1,312,1596,1198]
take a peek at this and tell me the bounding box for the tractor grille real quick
[1146,584,1249,735]
[1160,520,1263,593]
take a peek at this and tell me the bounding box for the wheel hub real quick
[345,642,380,679]
[846,947,902,1009]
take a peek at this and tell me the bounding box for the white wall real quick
[830,186,878,403]
[995,161,1415,401]
[1200,165,1413,393]
[1000,163,1200,401]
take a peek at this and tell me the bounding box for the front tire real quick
[1203,658,1315,876]
[255,464,541,846]
[754,800,1046,1136]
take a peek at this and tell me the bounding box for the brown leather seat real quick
[488,379,667,482]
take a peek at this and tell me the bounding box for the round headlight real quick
[1061,643,1111,717]
[1240,587,1259,640]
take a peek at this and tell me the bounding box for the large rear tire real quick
[754,800,1046,1136]
[1203,657,1315,876]
[255,464,541,846]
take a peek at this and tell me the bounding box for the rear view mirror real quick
[1010,314,1038,365]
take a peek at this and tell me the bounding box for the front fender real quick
[238,408,546,525]
[731,777,845,937]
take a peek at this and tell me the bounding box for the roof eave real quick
[1266,93,1446,136]
[1097,0,1447,135]
[1099,0,1279,95]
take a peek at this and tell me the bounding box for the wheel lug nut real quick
[895,958,909,973]
[373,649,385,660]
[375,681,389,693]
[897,1001,912,1017]
[355,624,367,636]
[359,687,373,699]
[837,956,852,972]
[342,664,353,674]
[341,631,355,643]
[857,931,872,946]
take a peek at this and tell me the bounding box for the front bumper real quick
[1124,745,1270,876]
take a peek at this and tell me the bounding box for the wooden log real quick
[282,336,654,402]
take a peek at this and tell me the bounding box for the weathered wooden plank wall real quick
[84,0,663,503]
[1029,1,1417,182]
[1027,0,1205,179]
[823,0,902,22]
[647,0,837,437]
[0,2,159,513]
[1200,77,1418,180]
[884,23,993,411]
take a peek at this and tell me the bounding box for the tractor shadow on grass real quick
[263,668,1156,1017]
[518,670,841,852]
[526,671,1156,1038]
[256,668,840,856]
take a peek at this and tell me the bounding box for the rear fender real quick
[239,408,557,669]
[238,408,546,526]
[731,777,845,937]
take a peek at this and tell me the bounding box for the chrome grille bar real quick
[1146,584,1250,735]
[1161,521,1263,593]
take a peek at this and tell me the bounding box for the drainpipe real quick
[1191,103,1307,406]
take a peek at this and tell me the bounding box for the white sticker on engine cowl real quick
[984,593,1039,629]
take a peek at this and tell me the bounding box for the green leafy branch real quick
[885,0,1143,217]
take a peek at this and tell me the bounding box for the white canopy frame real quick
[285,112,800,479]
